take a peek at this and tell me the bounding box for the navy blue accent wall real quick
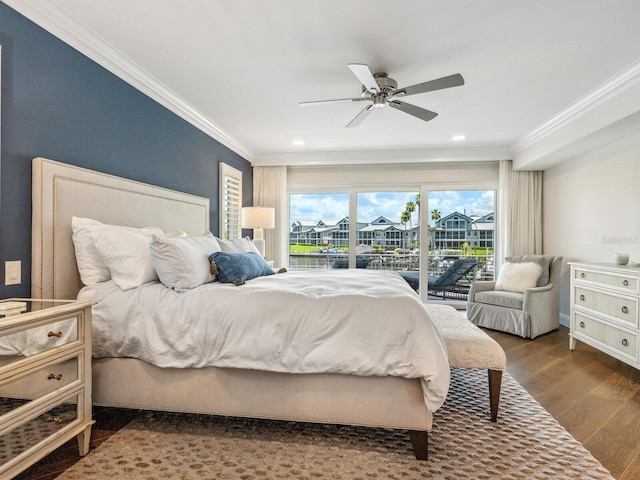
[0,4,253,298]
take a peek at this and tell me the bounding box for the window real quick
[219,163,242,240]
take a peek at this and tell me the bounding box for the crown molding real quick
[512,58,640,155]
[3,0,256,161]
[252,146,512,166]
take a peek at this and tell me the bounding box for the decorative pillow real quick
[209,251,274,284]
[495,261,544,293]
[505,255,550,287]
[216,236,262,256]
[89,227,159,291]
[151,231,221,292]
[71,216,162,285]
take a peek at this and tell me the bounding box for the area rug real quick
[55,369,614,479]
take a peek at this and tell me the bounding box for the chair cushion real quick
[475,290,524,310]
[505,255,551,286]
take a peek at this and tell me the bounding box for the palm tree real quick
[401,210,411,250]
[431,209,442,251]
[405,200,416,248]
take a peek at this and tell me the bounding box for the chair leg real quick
[488,369,503,422]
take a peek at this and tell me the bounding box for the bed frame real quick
[31,157,432,459]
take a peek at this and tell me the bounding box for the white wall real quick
[543,133,640,323]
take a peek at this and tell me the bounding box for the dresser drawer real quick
[574,312,637,359]
[574,267,639,294]
[0,356,80,412]
[574,286,637,326]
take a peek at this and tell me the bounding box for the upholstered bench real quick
[425,304,507,422]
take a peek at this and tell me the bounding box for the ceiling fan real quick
[300,64,464,128]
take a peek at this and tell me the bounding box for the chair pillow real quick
[505,255,551,286]
[495,261,544,293]
[151,231,221,292]
[209,251,274,284]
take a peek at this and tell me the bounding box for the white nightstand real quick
[0,298,94,479]
[266,260,275,268]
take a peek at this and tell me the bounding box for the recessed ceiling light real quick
[293,139,305,146]
[452,135,466,141]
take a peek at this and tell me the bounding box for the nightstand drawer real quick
[0,392,81,470]
[574,267,639,294]
[0,355,80,411]
[0,316,79,362]
[574,286,637,325]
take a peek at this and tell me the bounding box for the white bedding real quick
[77,269,450,412]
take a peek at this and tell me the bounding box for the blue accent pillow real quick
[209,251,275,284]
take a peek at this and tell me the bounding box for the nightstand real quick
[0,298,94,479]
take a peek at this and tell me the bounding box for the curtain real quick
[253,166,288,267]
[498,160,543,265]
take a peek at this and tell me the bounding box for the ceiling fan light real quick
[372,96,386,108]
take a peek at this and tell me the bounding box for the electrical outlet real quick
[5,261,21,286]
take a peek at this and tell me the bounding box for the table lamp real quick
[241,206,275,258]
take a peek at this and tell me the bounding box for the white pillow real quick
[495,261,544,293]
[89,227,159,290]
[150,231,221,292]
[71,217,162,285]
[216,236,261,255]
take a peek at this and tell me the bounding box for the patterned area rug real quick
[55,369,614,479]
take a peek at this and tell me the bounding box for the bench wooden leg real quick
[408,430,428,460]
[488,369,503,422]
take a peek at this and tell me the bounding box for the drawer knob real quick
[622,338,629,347]
[579,321,585,328]
[47,416,62,424]
[622,306,629,314]
[47,373,63,381]
[580,272,585,278]
[579,294,585,301]
[623,279,629,286]
[47,331,63,338]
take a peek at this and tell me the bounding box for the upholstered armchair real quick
[466,255,563,339]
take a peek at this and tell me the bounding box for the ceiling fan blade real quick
[396,73,464,97]
[300,98,365,107]
[348,64,379,93]
[388,101,438,122]
[346,104,374,128]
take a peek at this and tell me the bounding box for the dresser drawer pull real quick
[580,272,585,278]
[622,306,629,314]
[579,321,585,328]
[47,416,62,424]
[622,338,629,347]
[47,373,63,381]
[579,294,585,301]
[47,331,63,338]
[623,279,629,287]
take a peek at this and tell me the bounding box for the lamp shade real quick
[241,207,275,229]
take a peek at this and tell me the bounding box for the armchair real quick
[466,255,563,339]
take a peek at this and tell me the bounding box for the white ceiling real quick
[6,0,640,169]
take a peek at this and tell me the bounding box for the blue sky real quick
[290,190,494,226]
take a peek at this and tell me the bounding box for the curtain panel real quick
[498,160,543,263]
[253,166,288,267]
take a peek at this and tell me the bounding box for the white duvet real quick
[76,269,450,412]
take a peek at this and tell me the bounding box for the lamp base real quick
[252,238,266,258]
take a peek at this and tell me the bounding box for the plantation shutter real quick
[219,163,242,240]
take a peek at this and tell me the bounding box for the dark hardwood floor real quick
[14,325,640,479]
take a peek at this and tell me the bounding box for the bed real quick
[30,157,450,459]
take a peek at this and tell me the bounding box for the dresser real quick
[569,262,640,369]
[0,299,94,479]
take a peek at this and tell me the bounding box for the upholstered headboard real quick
[32,158,210,300]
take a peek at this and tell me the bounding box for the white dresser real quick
[0,299,94,479]
[569,262,640,369]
